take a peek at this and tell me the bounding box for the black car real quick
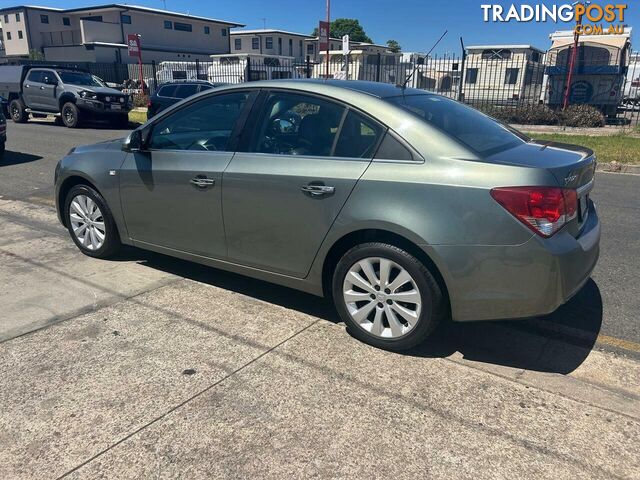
[147,81,225,119]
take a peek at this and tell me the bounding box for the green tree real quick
[28,50,45,61]
[386,39,401,53]
[311,18,373,43]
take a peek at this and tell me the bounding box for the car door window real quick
[27,70,44,83]
[149,92,249,152]
[174,83,199,99]
[374,132,415,161]
[158,85,177,97]
[334,110,383,159]
[251,92,345,156]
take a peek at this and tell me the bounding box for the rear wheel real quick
[332,242,445,351]
[64,185,121,258]
[61,102,81,128]
[9,99,28,123]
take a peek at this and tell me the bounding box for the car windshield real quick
[58,71,106,87]
[387,94,527,156]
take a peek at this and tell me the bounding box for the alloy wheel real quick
[63,107,74,124]
[69,194,106,251]
[342,257,422,339]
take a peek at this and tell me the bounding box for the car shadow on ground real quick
[118,247,602,375]
[21,117,133,132]
[0,151,43,167]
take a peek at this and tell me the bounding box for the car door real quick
[222,90,384,278]
[39,70,60,111]
[23,69,45,109]
[119,90,256,258]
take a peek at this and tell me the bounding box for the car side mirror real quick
[123,124,152,152]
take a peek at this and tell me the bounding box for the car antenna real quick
[399,30,448,90]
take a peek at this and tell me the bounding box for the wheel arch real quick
[320,228,450,311]
[57,175,100,227]
[58,93,77,110]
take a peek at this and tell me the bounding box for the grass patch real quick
[524,133,640,165]
[128,109,148,126]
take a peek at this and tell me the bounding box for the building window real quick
[63,17,71,26]
[6,32,11,40]
[3,15,8,24]
[164,20,172,29]
[81,16,103,22]
[234,38,242,50]
[221,28,227,36]
[121,14,131,24]
[504,68,519,85]
[174,22,192,32]
[204,26,210,34]
[40,14,49,24]
[252,37,259,50]
[465,68,478,84]
[531,51,541,62]
[18,30,23,39]
[265,37,273,49]
[307,43,314,54]
[15,13,20,22]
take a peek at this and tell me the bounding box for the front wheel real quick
[61,102,81,128]
[64,185,121,258]
[332,242,446,351]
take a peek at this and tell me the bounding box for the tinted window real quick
[251,92,345,156]
[334,111,383,158]
[58,71,104,87]
[505,68,519,85]
[27,70,44,83]
[174,22,192,32]
[198,84,213,92]
[174,84,199,98]
[149,92,249,151]
[465,68,478,84]
[374,133,414,161]
[158,85,178,97]
[164,20,172,29]
[121,14,131,24]
[388,94,524,155]
[63,17,71,26]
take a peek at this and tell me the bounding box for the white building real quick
[0,4,243,63]
[230,29,313,62]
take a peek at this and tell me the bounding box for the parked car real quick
[147,81,225,119]
[54,80,599,351]
[0,108,6,158]
[0,65,132,128]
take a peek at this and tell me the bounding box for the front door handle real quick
[190,176,215,189]
[301,184,335,196]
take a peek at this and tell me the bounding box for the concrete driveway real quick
[0,120,639,479]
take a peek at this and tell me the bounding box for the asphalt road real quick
[1,118,638,354]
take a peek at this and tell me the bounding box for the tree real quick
[311,18,373,43]
[28,50,45,61]
[386,40,401,53]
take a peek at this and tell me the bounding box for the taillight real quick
[490,187,578,237]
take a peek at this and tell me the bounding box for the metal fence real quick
[8,50,640,127]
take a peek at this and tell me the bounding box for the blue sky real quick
[23,0,638,54]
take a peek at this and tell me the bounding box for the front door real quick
[39,70,60,111]
[120,91,254,259]
[222,90,384,278]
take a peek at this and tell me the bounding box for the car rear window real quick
[175,84,199,99]
[158,85,178,97]
[387,94,525,156]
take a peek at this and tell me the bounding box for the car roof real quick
[158,80,221,86]
[230,79,432,99]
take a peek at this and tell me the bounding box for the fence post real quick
[151,60,157,92]
[376,53,381,83]
[195,58,200,80]
[245,59,252,82]
[458,38,466,102]
[306,55,311,78]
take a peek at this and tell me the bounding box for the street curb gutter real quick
[596,162,640,175]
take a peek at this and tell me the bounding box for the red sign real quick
[127,34,141,58]
[318,21,330,51]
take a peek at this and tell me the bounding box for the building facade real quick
[230,29,313,62]
[0,4,243,63]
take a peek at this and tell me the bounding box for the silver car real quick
[54,80,600,351]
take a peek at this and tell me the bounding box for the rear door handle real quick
[190,176,215,189]
[301,184,335,196]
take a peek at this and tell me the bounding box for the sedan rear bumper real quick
[429,200,600,322]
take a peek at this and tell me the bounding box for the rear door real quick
[23,69,45,109]
[222,89,384,278]
[39,70,60,111]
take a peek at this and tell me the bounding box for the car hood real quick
[73,86,125,96]
[73,138,124,154]
[486,140,596,189]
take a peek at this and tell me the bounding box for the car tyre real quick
[332,242,445,351]
[61,102,81,128]
[9,99,28,123]
[64,184,121,258]
[0,142,5,158]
